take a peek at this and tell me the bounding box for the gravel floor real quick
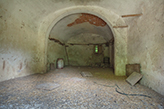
[0,67,164,109]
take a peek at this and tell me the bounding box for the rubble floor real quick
[0,67,164,109]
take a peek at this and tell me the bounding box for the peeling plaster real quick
[67,13,106,27]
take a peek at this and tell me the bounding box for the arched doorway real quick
[48,13,114,68]
[38,6,127,76]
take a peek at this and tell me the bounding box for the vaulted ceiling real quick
[49,13,114,44]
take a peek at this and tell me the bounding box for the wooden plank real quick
[126,72,143,86]
[113,25,128,28]
[64,46,69,65]
[122,13,143,17]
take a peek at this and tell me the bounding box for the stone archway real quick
[38,6,127,76]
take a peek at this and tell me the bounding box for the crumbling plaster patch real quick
[38,6,128,76]
[67,13,107,27]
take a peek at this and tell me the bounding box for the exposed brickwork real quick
[67,13,107,27]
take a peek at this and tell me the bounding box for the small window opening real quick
[94,45,102,54]
[95,45,99,53]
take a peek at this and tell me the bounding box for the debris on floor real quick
[69,77,86,82]
[0,67,163,109]
[81,71,93,77]
[115,88,151,98]
[94,81,151,98]
[126,72,143,86]
[36,82,60,91]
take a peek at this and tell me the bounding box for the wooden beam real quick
[113,25,128,28]
[122,13,142,17]
[67,42,107,45]
[49,37,65,45]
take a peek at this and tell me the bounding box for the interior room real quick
[0,0,164,108]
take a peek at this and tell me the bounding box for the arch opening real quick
[38,6,127,76]
[48,13,115,70]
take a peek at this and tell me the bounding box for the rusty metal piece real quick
[122,13,143,17]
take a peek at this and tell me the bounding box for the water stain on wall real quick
[12,67,15,72]
[67,13,106,27]
[7,66,9,72]
[20,62,22,70]
[3,61,5,70]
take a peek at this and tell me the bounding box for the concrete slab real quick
[36,83,60,91]
[81,71,93,77]
[126,72,143,86]
[69,77,86,82]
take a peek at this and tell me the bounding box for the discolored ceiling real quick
[49,13,114,44]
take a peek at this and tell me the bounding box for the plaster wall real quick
[66,33,109,66]
[0,1,43,82]
[47,40,66,70]
[127,0,164,95]
[66,45,104,66]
